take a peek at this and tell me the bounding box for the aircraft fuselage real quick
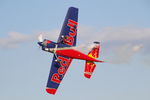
[38,40,103,62]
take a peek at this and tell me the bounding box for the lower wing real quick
[46,55,72,95]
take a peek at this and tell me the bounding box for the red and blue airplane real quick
[38,7,104,95]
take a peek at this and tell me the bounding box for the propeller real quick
[38,34,44,50]
[38,34,43,42]
[37,33,48,49]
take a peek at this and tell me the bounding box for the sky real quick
[0,0,150,100]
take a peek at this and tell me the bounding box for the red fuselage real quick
[38,40,103,63]
[55,49,103,62]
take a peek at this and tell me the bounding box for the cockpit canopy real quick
[38,39,56,48]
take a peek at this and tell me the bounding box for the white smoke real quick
[77,26,150,65]
[107,44,143,64]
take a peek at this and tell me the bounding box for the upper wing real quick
[57,7,78,47]
[46,7,78,95]
[46,55,72,94]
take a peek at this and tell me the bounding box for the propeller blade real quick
[38,34,43,42]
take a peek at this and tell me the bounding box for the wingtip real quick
[46,88,57,95]
[69,6,78,10]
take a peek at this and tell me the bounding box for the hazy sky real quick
[0,0,150,100]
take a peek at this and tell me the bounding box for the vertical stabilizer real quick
[88,42,100,59]
[84,42,100,79]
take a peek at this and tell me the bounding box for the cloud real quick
[0,32,32,48]
[100,27,150,42]
[78,26,150,64]
[78,26,150,43]
[1,26,150,65]
[0,29,59,48]
[132,44,143,52]
[2,26,149,48]
[106,44,143,64]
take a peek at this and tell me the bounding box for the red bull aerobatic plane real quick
[38,7,104,95]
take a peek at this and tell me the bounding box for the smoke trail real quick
[106,44,143,64]
[77,26,150,65]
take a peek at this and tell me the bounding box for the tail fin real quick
[84,42,100,79]
[88,42,100,59]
